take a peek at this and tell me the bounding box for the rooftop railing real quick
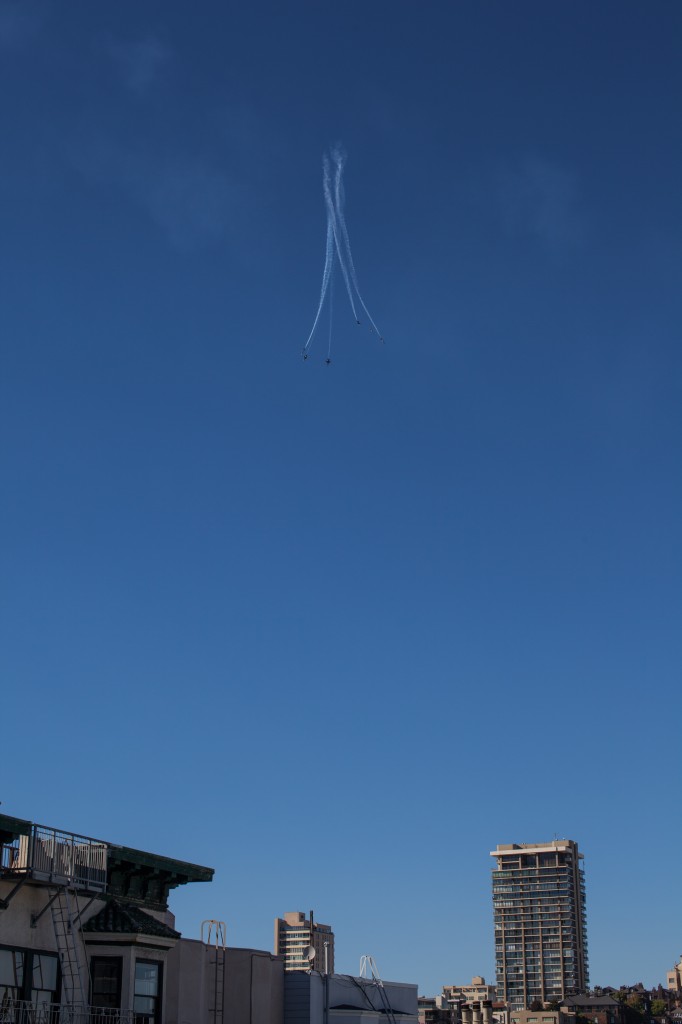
[2,825,107,893]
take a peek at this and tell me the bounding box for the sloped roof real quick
[83,900,180,939]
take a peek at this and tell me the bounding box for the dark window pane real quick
[134,961,161,1024]
[134,963,158,997]
[91,958,122,1010]
[31,990,55,1010]
[0,950,24,987]
[134,997,155,1014]
[32,955,58,992]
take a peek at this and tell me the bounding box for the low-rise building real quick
[0,812,283,1024]
[491,1001,509,1024]
[419,995,453,1024]
[560,995,624,1024]
[509,1011,575,1024]
[284,970,417,1024]
[444,981,497,1005]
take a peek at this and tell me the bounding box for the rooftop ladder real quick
[202,920,226,1024]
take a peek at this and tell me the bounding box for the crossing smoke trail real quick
[303,157,355,356]
[331,145,383,341]
[303,147,383,360]
[323,152,358,323]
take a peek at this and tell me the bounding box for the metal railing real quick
[4,826,108,892]
[0,1003,134,1024]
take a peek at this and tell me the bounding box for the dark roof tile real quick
[83,900,180,939]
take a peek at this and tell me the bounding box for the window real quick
[134,961,162,1024]
[91,958,123,1010]
[31,955,58,1010]
[0,949,24,1002]
[0,947,58,1007]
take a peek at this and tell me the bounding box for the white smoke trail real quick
[303,146,383,359]
[322,153,359,323]
[331,145,383,340]
[327,265,334,362]
[303,209,335,353]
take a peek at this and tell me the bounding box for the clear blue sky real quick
[1,0,680,996]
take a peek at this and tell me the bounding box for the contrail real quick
[326,265,334,364]
[303,146,383,361]
[303,210,334,355]
[331,145,383,341]
[323,153,359,323]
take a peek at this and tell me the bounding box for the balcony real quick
[1,813,213,914]
[1,824,107,893]
[0,1003,135,1024]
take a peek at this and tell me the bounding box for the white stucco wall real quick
[0,879,105,951]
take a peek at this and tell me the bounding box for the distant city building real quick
[444,980,498,1005]
[668,957,682,993]
[274,911,335,973]
[560,995,625,1024]
[509,1012,575,1024]
[491,840,589,1009]
[419,995,453,1024]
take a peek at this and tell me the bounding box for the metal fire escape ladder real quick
[202,920,226,1024]
[50,888,89,1011]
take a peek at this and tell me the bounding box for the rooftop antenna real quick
[307,910,315,972]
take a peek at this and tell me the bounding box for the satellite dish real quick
[305,946,316,962]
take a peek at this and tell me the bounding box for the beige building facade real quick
[509,1012,576,1024]
[274,912,335,974]
[444,979,497,1004]
[668,957,682,993]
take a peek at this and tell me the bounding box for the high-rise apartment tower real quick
[274,911,335,973]
[491,840,588,1009]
